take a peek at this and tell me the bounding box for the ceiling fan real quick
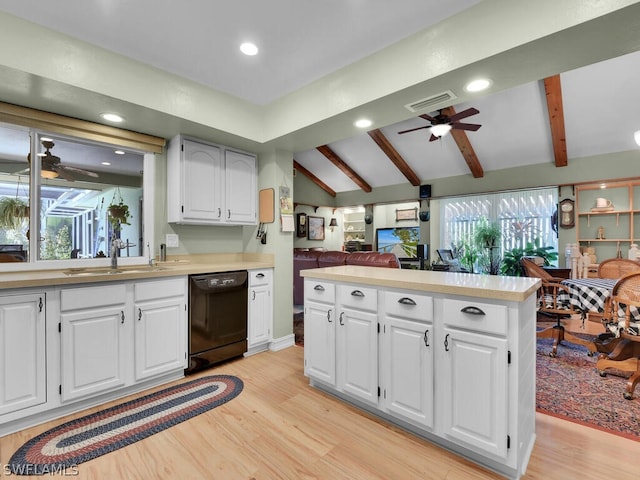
[26,140,100,181]
[398,107,481,141]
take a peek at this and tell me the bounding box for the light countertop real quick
[0,253,274,290]
[301,265,540,302]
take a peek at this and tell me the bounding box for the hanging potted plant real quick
[107,188,131,231]
[0,196,29,230]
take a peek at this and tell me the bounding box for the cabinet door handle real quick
[256,273,265,278]
[227,209,231,219]
[138,308,142,321]
[217,208,221,218]
[461,306,486,316]
[398,297,417,305]
[339,312,345,326]
[252,290,256,300]
[314,285,325,291]
[444,333,450,351]
[121,311,125,324]
[424,329,430,347]
[327,309,332,322]
[350,290,364,297]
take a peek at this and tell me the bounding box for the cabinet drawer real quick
[338,284,377,311]
[249,269,272,287]
[384,291,433,322]
[135,277,186,301]
[443,298,508,336]
[61,284,127,311]
[305,280,335,304]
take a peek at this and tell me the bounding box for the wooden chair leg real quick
[624,361,640,400]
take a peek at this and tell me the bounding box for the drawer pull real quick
[339,312,345,326]
[256,273,265,278]
[314,285,325,291]
[461,306,486,316]
[398,297,417,306]
[424,329,430,347]
[350,290,365,297]
[327,309,332,322]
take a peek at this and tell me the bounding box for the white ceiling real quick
[0,1,638,195]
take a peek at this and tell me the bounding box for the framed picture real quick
[296,213,307,238]
[559,198,575,229]
[307,216,325,241]
[395,207,418,221]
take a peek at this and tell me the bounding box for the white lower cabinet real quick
[247,269,272,354]
[0,293,46,416]
[336,284,378,406]
[60,278,187,403]
[304,277,536,480]
[60,284,128,402]
[381,290,434,429]
[134,278,187,381]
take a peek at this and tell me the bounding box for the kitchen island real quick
[301,266,540,480]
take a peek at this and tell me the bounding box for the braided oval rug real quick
[8,375,243,475]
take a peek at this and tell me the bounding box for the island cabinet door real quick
[382,316,434,429]
[304,301,336,386]
[440,326,509,459]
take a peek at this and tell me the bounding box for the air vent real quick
[405,90,457,113]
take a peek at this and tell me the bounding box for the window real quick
[440,187,558,256]
[0,123,155,267]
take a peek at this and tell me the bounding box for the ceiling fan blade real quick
[418,113,436,122]
[446,107,479,123]
[62,165,100,178]
[53,166,76,182]
[451,122,482,131]
[398,125,431,135]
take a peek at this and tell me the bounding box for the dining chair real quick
[596,271,640,399]
[597,258,640,279]
[520,258,598,357]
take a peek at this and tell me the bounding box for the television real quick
[375,226,420,260]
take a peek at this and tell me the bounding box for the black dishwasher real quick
[187,271,248,373]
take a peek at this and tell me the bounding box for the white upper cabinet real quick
[167,135,257,225]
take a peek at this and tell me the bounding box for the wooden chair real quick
[520,258,598,357]
[597,258,640,279]
[596,271,640,399]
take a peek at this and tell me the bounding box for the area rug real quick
[8,375,243,475]
[536,338,640,440]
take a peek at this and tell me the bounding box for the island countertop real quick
[0,253,274,290]
[301,265,540,302]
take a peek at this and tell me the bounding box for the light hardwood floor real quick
[1,344,639,480]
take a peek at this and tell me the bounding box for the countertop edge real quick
[301,266,540,302]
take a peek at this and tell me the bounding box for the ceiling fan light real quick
[634,130,640,147]
[40,169,59,179]
[430,124,452,138]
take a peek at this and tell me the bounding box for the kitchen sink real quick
[64,266,168,276]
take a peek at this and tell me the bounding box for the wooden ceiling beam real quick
[367,129,420,186]
[293,160,336,197]
[441,106,484,178]
[544,75,568,167]
[316,145,372,193]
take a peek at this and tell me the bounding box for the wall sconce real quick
[329,217,338,232]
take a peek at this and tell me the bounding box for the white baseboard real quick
[270,334,295,351]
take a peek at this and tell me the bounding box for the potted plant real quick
[0,196,29,230]
[473,218,502,275]
[107,189,131,231]
[501,241,558,277]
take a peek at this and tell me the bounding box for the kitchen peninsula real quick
[301,266,540,480]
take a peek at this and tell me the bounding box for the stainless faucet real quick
[110,237,125,269]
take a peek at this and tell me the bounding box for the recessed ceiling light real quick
[240,42,259,56]
[114,150,125,155]
[101,113,124,123]
[354,119,372,128]
[465,78,492,93]
[101,161,112,166]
